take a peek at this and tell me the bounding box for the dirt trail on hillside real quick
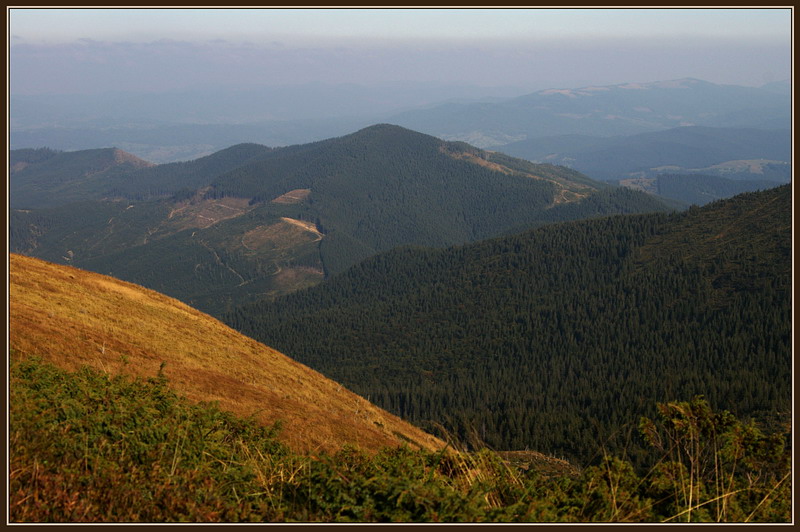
[281,217,323,241]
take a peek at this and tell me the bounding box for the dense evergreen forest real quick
[227,186,792,466]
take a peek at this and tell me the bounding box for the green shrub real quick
[8,358,791,523]
[639,396,791,522]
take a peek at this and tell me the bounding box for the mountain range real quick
[8,82,525,163]
[9,124,672,316]
[7,102,792,522]
[494,124,790,204]
[10,78,790,164]
[390,78,790,148]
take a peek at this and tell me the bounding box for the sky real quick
[8,8,793,95]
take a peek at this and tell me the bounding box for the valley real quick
[7,186,791,522]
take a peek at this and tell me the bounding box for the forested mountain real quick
[198,124,657,275]
[646,173,785,206]
[389,78,790,148]
[10,143,274,209]
[227,185,792,466]
[9,147,155,209]
[10,124,672,316]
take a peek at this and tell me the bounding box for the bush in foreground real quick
[8,357,791,523]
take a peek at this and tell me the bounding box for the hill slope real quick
[9,143,274,209]
[9,147,155,209]
[10,124,672,316]
[646,173,787,206]
[227,185,792,464]
[8,253,444,455]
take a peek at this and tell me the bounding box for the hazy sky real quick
[9,8,793,95]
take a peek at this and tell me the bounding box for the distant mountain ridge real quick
[10,146,154,171]
[10,147,156,209]
[619,173,786,206]
[10,124,673,316]
[496,126,791,182]
[10,143,275,209]
[390,78,790,148]
[10,78,790,164]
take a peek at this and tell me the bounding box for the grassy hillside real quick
[227,186,792,465]
[8,253,443,455]
[10,125,672,316]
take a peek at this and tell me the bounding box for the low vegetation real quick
[9,357,790,523]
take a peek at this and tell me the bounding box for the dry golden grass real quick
[112,148,156,168]
[443,150,516,175]
[265,266,325,298]
[240,218,321,253]
[165,197,254,232]
[271,188,311,204]
[279,217,322,239]
[9,254,445,455]
[441,148,593,205]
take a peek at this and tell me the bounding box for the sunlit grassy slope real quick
[8,253,444,455]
